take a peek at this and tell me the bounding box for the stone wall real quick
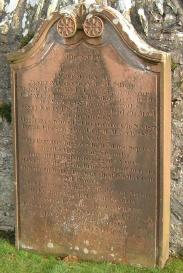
[0,0,182,255]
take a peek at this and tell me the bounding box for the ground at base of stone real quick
[0,233,182,273]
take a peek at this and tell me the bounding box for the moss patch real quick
[0,102,11,123]
[20,32,34,48]
[171,61,179,72]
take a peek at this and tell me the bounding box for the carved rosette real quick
[83,16,104,37]
[57,15,76,38]
[57,3,104,39]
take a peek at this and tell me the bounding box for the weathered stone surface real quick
[8,4,171,267]
[132,1,183,256]
[0,0,182,256]
[0,120,14,231]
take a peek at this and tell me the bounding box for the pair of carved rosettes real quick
[57,14,104,38]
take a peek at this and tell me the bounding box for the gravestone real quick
[8,2,171,268]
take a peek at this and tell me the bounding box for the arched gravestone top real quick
[8,4,170,63]
[8,2,171,268]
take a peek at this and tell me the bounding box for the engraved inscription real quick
[16,42,158,264]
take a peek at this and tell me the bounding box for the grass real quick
[0,236,182,273]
